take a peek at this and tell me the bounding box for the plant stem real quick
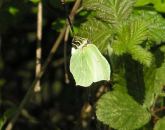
[34,1,42,92]
[64,26,70,84]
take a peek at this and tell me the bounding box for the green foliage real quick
[0,116,6,130]
[134,11,165,45]
[96,90,151,130]
[73,0,165,129]
[136,0,165,12]
[154,117,165,130]
[136,0,151,6]
[112,19,152,66]
[79,0,165,67]
[0,108,16,130]
[30,0,40,4]
[8,6,19,15]
[112,70,127,93]
[78,18,112,52]
[143,59,165,108]
[83,0,135,25]
[148,13,165,44]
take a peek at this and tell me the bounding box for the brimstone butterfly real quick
[70,36,111,87]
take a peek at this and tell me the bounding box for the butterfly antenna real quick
[60,0,74,34]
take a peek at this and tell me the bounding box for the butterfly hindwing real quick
[85,44,110,82]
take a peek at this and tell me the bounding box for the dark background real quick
[0,0,109,130]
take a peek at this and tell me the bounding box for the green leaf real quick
[132,11,165,46]
[78,18,112,52]
[0,116,6,130]
[30,0,40,4]
[129,45,152,66]
[153,0,165,12]
[8,6,19,15]
[135,0,151,6]
[96,90,151,130]
[154,117,165,130]
[143,61,165,108]
[112,19,152,66]
[115,19,148,47]
[70,44,110,87]
[148,13,165,44]
[160,45,165,53]
[135,0,165,12]
[113,73,127,93]
[83,0,135,24]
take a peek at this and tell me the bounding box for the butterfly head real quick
[72,36,90,49]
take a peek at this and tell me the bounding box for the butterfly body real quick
[71,36,89,54]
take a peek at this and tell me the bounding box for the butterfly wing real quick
[70,47,93,86]
[70,44,110,87]
[85,44,110,82]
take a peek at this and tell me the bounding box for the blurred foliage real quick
[0,0,100,130]
[136,0,165,12]
[154,116,165,130]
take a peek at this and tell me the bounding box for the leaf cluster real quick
[76,0,165,129]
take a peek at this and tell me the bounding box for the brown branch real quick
[154,106,165,113]
[152,113,160,124]
[5,0,81,130]
[34,1,43,92]
[64,26,70,84]
[151,106,165,124]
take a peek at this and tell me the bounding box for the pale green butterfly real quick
[70,36,111,87]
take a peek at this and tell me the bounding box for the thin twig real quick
[64,26,70,84]
[151,106,165,124]
[5,0,81,130]
[34,1,42,92]
[61,0,74,33]
[152,113,160,124]
[154,106,165,113]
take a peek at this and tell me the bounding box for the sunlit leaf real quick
[112,19,152,66]
[135,0,165,12]
[78,18,112,52]
[154,117,165,130]
[153,0,165,12]
[143,61,165,108]
[147,12,165,44]
[96,90,151,130]
[135,0,151,6]
[83,0,135,24]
